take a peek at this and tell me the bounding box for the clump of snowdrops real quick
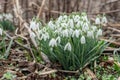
[29,13,108,70]
[0,13,15,31]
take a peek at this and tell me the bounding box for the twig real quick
[58,69,79,74]
[37,0,46,18]
[84,68,98,80]
[101,38,120,46]
[101,0,119,6]
[38,69,57,76]
[90,9,120,15]
[107,27,120,33]
[30,2,65,15]
[111,34,120,37]
[13,0,37,62]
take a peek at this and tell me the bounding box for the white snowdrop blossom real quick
[73,15,80,22]
[62,29,69,37]
[95,17,101,24]
[102,16,107,24]
[30,31,36,38]
[81,36,86,44]
[56,36,61,44]
[0,28,3,36]
[30,21,40,31]
[92,26,97,32]
[40,33,49,41]
[48,21,55,30]
[82,15,88,22]
[82,23,89,32]
[68,29,74,36]
[68,19,74,28]
[72,30,80,38]
[0,15,3,21]
[4,13,13,21]
[76,21,81,28]
[96,29,102,37]
[87,31,94,38]
[57,16,63,22]
[49,38,57,47]
[64,42,72,51]
[61,22,68,28]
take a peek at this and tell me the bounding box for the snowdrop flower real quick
[96,29,102,38]
[68,28,74,36]
[40,33,49,41]
[68,19,74,28]
[30,21,39,31]
[0,15,3,21]
[62,15,68,22]
[61,22,68,28]
[48,21,55,30]
[56,36,61,44]
[54,27,62,34]
[57,16,63,22]
[72,30,80,38]
[4,13,13,21]
[63,15,68,20]
[62,29,69,37]
[74,15,80,22]
[87,31,94,38]
[49,38,57,47]
[102,16,107,24]
[0,28,3,36]
[92,26,97,32]
[82,15,88,22]
[30,31,36,38]
[82,23,89,32]
[81,36,86,44]
[76,21,81,28]
[64,42,72,51]
[95,17,101,24]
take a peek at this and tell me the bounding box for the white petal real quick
[102,16,107,24]
[64,42,72,51]
[96,29,102,38]
[87,31,94,38]
[95,17,101,24]
[49,38,57,47]
[56,36,61,43]
[81,36,86,44]
[30,31,36,38]
[0,28,2,35]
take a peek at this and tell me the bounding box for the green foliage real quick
[1,72,16,80]
[0,20,15,31]
[113,48,120,73]
[0,13,15,31]
[0,37,6,54]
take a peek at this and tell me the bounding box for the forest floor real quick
[0,23,120,80]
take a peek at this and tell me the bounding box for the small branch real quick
[58,69,79,74]
[90,9,120,15]
[101,38,120,46]
[37,0,46,18]
[84,68,98,80]
[107,27,120,33]
[38,69,57,76]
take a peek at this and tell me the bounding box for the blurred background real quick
[0,0,120,22]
